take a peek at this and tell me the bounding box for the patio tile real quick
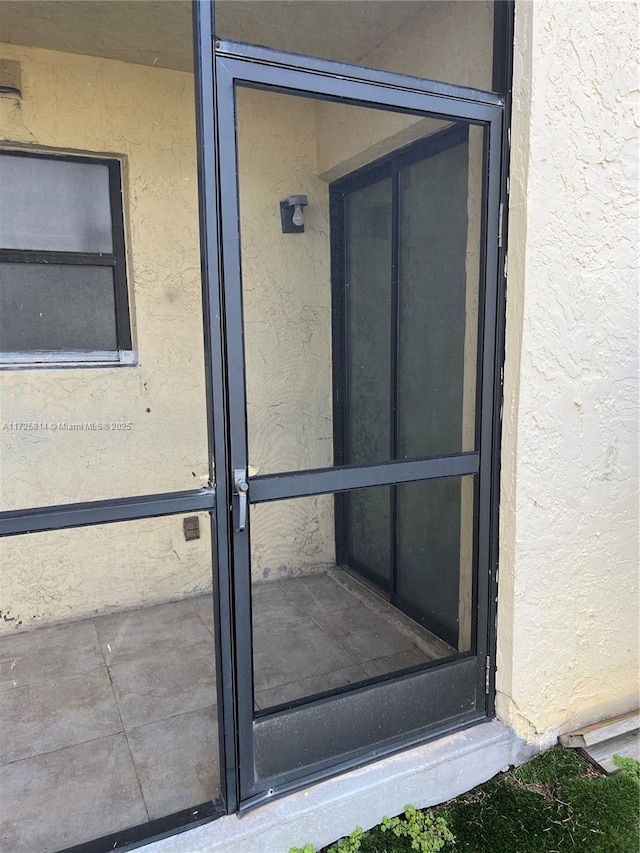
[253,620,355,693]
[315,603,415,663]
[109,641,216,729]
[277,573,360,615]
[361,646,431,679]
[191,595,215,632]
[252,581,308,631]
[0,667,121,765]
[95,599,211,666]
[255,664,368,709]
[126,706,220,820]
[0,734,147,853]
[0,621,104,691]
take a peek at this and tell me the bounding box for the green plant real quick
[613,754,640,781]
[380,805,454,852]
[289,846,315,853]
[328,825,365,852]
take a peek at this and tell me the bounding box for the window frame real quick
[0,148,133,368]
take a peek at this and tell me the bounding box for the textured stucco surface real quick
[0,514,213,632]
[0,43,209,507]
[497,0,640,742]
[236,88,336,579]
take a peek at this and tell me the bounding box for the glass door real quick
[333,125,475,650]
[215,47,502,803]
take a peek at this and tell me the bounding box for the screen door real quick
[214,46,502,804]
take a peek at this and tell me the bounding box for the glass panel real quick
[0,263,117,352]
[236,85,483,477]
[250,476,473,711]
[216,1,494,92]
[397,126,482,457]
[0,4,209,511]
[345,178,392,466]
[0,155,113,253]
[397,477,475,651]
[0,513,220,852]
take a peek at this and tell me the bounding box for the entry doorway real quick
[215,47,503,804]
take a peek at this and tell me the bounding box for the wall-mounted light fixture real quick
[280,194,308,233]
[0,60,22,99]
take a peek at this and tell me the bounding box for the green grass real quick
[439,748,639,853]
[302,748,640,853]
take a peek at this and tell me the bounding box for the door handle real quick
[233,468,249,532]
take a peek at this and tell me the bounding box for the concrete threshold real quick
[146,720,536,853]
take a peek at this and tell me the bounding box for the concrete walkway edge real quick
[146,720,537,853]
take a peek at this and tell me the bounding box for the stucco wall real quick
[0,42,209,507]
[235,87,336,578]
[0,43,212,631]
[0,514,213,632]
[497,0,639,742]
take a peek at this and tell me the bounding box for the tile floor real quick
[0,569,451,853]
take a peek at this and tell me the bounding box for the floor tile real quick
[255,664,368,709]
[277,573,360,615]
[109,641,216,729]
[361,646,431,678]
[0,667,121,765]
[252,582,308,631]
[0,734,147,853]
[95,599,211,666]
[315,603,415,663]
[0,621,104,691]
[191,595,215,632]
[253,620,355,692]
[126,706,220,820]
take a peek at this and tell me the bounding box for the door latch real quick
[233,468,249,532]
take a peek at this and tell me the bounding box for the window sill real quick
[0,351,138,370]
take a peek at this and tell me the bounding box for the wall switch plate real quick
[183,516,200,541]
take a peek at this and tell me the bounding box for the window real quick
[0,150,132,365]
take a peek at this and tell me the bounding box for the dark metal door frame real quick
[213,40,504,807]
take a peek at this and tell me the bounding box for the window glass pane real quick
[0,263,117,352]
[397,126,482,457]
[0,155,113,253]
[0,513,221,851]
[346,177,392,466]
[216,1,494,91]
[250,476,473,712]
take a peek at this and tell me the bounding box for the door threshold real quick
[143,720,537,853]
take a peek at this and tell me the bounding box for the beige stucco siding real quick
[498,0,639,743]
[235,87,336,578]
[0,42,209,507]
[0,44,212,630]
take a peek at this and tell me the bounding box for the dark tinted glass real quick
[0,155,113,253]
[345,177,392,466]
[397,130,478,457]
[0,263,117,351]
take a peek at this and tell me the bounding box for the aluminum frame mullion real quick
[214,40,504,108]
[194,0,239,816]
[0,488,215,537]
[218,57,502,127]
[248,456,480,504]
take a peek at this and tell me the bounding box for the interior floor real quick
[0,569,452,851]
